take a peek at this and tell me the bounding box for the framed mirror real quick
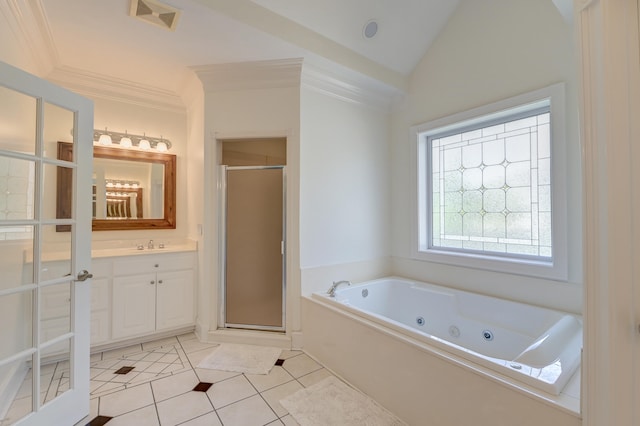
[57,142,176,231]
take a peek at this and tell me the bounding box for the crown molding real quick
[0,0,59,75]
[192,58,303,92]
[301,63,405,113]
[47,65,186,114]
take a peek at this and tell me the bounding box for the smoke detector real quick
[129,0,181,31]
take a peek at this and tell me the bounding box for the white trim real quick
[578,0,640,424]
[409,83,568,281]
[0,0,59,75]
[193,58,303,92]
[47,65,186,113]
[300,63,404,113]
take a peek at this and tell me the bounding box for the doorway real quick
[220,139,286,332]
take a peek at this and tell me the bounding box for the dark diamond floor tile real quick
[275,359,285,366]
[113,366,135,375]
[193,382,213,392]
[87,415,112,426]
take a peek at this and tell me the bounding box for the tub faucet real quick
[148,239,154,249]
[327,280,351,297]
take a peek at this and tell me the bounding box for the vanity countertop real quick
[26,239,198,263]
[91,242,197,258]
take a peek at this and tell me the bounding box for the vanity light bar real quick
[93,129,172,151]
[105,179,140,189]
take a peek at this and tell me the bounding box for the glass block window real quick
[429,109,551,258]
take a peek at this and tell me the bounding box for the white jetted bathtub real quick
[312,277,582,396]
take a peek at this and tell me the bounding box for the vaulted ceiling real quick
[32,0,460,96]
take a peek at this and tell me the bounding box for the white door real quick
[0,61,93,425]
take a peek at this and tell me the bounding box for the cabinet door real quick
[112,273,156,339]
[156,270,195,330]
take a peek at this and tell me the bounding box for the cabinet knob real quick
[158,280,163,284]
[150,280,155,285]
[154,264,159,268]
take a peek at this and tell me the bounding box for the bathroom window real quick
[412,84,567,280]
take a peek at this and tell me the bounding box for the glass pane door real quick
[223,166,285,331]
[0,61,93,425]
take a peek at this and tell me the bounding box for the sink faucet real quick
[327,280,351,297]
[148,239,154,249]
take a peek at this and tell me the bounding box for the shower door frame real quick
[219,165,286,332]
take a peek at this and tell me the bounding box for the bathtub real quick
[311,277,582,396]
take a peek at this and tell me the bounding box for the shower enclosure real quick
[220,165,285,331]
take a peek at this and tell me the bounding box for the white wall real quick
[299,87,392,295]
[390,0,582,313]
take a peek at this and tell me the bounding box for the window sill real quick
[413,248,567,282]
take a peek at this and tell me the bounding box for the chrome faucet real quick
[327,280,351,297]
[148,239,154,249]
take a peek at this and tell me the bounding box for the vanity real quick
[92,243,197,347]
[39,242,197,355]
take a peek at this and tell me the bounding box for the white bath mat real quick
[280,376,406,426]
[197,343,281,375]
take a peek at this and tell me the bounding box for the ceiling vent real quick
[129,0,181,31]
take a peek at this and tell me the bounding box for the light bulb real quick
[139,138,151,150]
[156,141,168,152]
[120,136,132,148]
[98,133,112,146]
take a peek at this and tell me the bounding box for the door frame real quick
[218,165,286,332]
[577,0,640,424]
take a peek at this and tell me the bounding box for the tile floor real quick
[82,333,336,425]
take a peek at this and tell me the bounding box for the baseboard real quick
[89,325,195,355]
[291,331,304,350]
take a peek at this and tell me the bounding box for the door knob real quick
[75,270,93,282]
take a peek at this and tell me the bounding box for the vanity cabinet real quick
[111,252,195,340]
[36,248,196,354]
[90,259,112,345]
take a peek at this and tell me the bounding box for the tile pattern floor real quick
[82,333,336,425]
[1,359,73,425]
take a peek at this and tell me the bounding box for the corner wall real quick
[299,85,393,296]
[390,0,582,313]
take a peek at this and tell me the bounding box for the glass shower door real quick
[223,166,285,331]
